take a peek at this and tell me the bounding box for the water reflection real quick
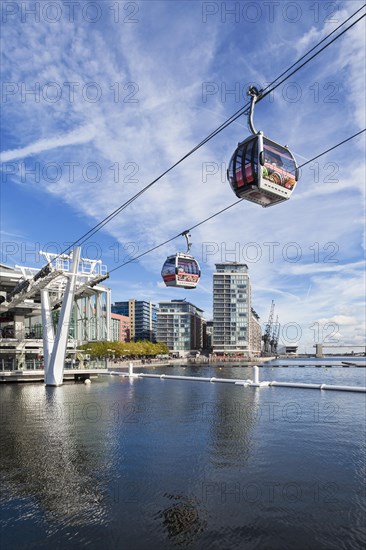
[204,384,258,469]
[0,366,365,550]
[0,383,116,529]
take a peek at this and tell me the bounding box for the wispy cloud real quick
[1,124,96,162]
[1,2,365,351]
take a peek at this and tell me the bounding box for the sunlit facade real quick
[157,300,205,356]
[213,263,261,356]
[110,313,130,342]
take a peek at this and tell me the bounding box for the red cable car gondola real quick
[161,232,201,289]
[227,86,299,207]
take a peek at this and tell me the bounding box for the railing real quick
[1,359,16,371]
[25,359,44,370]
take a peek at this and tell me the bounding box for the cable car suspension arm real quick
[181,230,192,254]
[246,85,262,136]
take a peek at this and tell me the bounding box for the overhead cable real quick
[60,6,365,254]
[108,128,366,274]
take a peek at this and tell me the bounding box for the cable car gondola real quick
[161,231,201,289]
[227,86,299,207]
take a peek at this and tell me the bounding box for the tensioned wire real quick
[107,128,366,274]
[54,5,365,257]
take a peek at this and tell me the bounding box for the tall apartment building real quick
[157,300,205,356]
[212,263,261,356]
[112,300,157,342]
[110,313,130,342]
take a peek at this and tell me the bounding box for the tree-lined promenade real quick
[79,340,169,359]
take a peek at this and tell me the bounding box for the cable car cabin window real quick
[177,257,200,283]
[228,155,243,189]
[262,139,296,190]
[177,258,199,275]
[162,257,176,278]
[243,138,258,187]
[161,256,175,275]
[228,138,259,196]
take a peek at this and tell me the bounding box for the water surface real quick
[1,363,365,549]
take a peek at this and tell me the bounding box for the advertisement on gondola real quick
[262,142,296,190]
[177,272,199,284]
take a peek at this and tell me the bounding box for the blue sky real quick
[1,1,365,352]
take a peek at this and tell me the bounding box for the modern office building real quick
[212,263,261,356]
[112,300,157,342]
[157,300,205,356]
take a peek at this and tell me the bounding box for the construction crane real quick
[262,300,275,355]
[270,315,280,355]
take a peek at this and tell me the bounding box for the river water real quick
[1,361,365,549]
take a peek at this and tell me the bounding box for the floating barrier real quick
[268,381,365,393]
[107,363,366,393]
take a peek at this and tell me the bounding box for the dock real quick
[0,368,108,383]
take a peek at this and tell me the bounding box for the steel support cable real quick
[78,0,365,251]
[259,4,366,98]
[299,129,365,168]
[77,6,366,247]
[108,128,365,275]
[260,11,366,101]
[108,199,244,274]
[68,100,253,250]
[48,6,366,259]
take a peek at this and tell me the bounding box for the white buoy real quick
[84,378,91,385]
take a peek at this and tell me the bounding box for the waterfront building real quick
[112,300,157,342]
[157,299,205,356]
[212,263,261,357]
[0,261,111,372]
[110,313,130,342]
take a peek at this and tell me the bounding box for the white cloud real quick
[0,124,96,162]
[316,315,357,326]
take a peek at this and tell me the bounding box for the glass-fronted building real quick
[0,262,111,372]
[157,300,205,356]
[112,300,157,342]
[213,263,260,356]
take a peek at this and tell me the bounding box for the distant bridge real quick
[314,344,366,357]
